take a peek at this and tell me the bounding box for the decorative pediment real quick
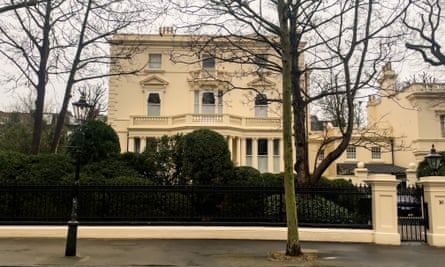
[247,77,276,89]
[187,70,230,90]
[139,75,169,90]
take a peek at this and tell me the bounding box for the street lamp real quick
[425,144,442,176]
[65,93,93,257]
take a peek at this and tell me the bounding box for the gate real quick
[397,185,428,242]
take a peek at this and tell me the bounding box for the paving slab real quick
[0,238,444,267]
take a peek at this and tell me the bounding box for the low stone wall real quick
[0,226,374,243]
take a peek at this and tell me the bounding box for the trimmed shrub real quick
[182,129,233,184]
[68,120,120,165]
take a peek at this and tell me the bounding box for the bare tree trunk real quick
[31,0,51,155]
[50,0,92,153]
[278,0,301,257]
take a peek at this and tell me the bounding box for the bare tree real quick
[403,0,445,66]
[0,0,164,154]
[170,0,407,256]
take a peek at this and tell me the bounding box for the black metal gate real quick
[397,185,428,242]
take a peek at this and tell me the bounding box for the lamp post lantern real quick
[425,144,442,176]
[65,93,93,257]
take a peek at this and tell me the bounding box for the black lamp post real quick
[425,144,442,176]
[65,93,93,257]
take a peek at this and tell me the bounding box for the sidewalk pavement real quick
[0,226,443,267]
[0,237,444,267]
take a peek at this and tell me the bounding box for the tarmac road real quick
[0,238,444,267]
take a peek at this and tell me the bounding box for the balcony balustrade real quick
[130,114,282,129]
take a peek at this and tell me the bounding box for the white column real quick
[240,138,246,166]
[227,136,233,160]
[252,138,258,169]
[268,138,274,173]
[365,174,401,245]
[419,176,445,247]
[141,137,147,153]
[128,137,135,153]
[236,137,241,166]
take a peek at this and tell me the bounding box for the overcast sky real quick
[0,0,444,113]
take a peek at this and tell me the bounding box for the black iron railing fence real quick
[0,184,372,228]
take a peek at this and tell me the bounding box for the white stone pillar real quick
[365,174,401,245]
[236,137,241,166]
[354,162,369,185]
[268,138,274,173]
[406,163,418,186]
[128,137,135,153]
[252,138,258,169]
[419,176,445,247]
[240,138,246,166]
[227,136,233,160]
[141,137,147,153]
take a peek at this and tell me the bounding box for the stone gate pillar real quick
[365,174,401,245]
[419,176,445,247]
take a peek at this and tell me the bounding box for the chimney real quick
[159,27,175,36]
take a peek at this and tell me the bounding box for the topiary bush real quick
[68,120,120,165]
[182,129,233,184]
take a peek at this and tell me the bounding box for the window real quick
[273,139,280,172]
[318,149,325,161]
[147,92,161,116]
[202,54,215,69]
[441,115,445,137]
[255,93,268,117]
[372,146,381,160]
[258,139,268,172]
[134,138,141,153]
[246,138,253,166]
[194,90,223,114]
[255,54,268,70]
[148,54,162,69]
[346,145,356,160]
[202,92,215,114]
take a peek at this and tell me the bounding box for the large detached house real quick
[108,30,443,182]
[108,30,305,173]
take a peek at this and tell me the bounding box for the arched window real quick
[147,92,161,116]
[255,93,268,117]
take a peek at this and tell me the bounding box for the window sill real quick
[144,69,165,74]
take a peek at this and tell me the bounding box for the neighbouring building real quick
[368,63,445,168]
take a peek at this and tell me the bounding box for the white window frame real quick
[255,93,268,117]
[194,90,223,114]
[257,138,268,173]
[318,149,325,161]
[346,145,356,160]
[147,91,161,116]
[148,53,162,70]
[371,146,381,160]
